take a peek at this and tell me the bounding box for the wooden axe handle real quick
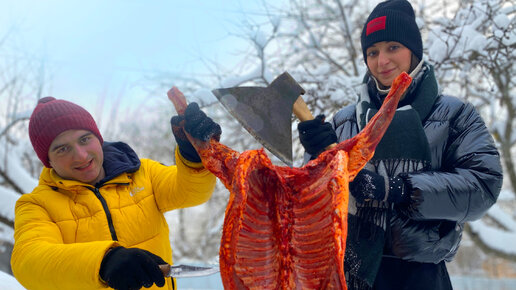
[293,96,314,121]
[293,95,336,150]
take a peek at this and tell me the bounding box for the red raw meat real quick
[168,72,412,289]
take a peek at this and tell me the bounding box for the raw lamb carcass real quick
[168,72,412,290]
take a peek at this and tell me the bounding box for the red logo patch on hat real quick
[366,16,386,36]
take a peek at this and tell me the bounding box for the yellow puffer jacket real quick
[11,142,216,290]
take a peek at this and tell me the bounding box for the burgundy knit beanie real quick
[28,97,103,168]
[361,0,423,64]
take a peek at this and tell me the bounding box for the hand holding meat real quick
[171,102,222,162]
[99,247,166,290]
[298,114,337,156]
[350,169,410,204]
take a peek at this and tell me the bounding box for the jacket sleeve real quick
[11,195,119,290]
[147,147,216,212]
[402,102,503,222]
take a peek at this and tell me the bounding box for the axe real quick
[212,72,318,166]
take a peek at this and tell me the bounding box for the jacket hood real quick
[97,141,140,186]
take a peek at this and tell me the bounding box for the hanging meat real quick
[168,72,412,290]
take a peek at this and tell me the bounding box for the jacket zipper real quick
[87,187,118,241]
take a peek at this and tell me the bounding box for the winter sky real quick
[0,0,273,110]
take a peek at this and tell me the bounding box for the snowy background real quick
[1,269,516,290]
[0,0,515,289]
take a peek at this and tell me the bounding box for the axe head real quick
[212,72,305,166]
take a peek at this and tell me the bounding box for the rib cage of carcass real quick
[168,72,412,290]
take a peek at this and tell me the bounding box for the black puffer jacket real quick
[330,64,503,263]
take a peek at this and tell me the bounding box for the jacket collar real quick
[97,142,140,186]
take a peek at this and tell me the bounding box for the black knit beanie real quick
[361,0,422,64]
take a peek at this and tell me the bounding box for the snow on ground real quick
[178,276,516,290]
[0,270,25,290]
[178,275,516,290]
[451,276,516,290]
[1,269,516,290]
[176,274,223,290]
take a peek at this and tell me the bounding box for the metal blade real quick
[212,73,304,166]
[166,264,220,278]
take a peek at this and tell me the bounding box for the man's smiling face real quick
[48,129,105,185]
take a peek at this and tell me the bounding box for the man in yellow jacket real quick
[11,97,220,290]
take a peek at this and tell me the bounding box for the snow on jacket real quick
[11,141,216,290]
[331,65,503,263]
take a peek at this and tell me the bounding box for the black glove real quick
[171,102,222,163]
[99,247,166,290]
[349,169,410,204]
[298,114,337,156]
